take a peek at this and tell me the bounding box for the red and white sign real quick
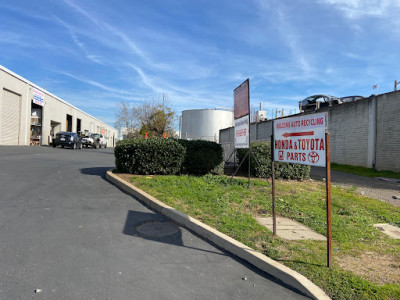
[273,112,327,167]
[234,79,250,149]
[234,115,249,149]
[32,89,45,106]
[234,79,249,120]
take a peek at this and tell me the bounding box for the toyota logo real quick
[308,151,319,164]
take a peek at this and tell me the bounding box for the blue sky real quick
[1,0,399,129]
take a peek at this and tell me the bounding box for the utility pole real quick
[395,80,399,91]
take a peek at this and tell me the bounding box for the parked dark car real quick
[299,95,341,111]
[340,95,365,103]
[53,132,82,149]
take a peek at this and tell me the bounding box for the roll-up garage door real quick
[1,89,21,145]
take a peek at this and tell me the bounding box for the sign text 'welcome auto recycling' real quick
[273,112,327,167]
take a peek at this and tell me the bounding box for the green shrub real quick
[237,141,310,180]
[114,138,185,175]
[177,139,223,175]
[211,161,225,175]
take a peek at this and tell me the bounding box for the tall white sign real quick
[273,113,327,167]
[234,115,249,149]
[233,79,250,149]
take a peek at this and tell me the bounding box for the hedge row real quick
[177,139,223,175]
[237,141,310,180]
[115,138,309,180]
[114,138,185,175]
[115,138,223,175]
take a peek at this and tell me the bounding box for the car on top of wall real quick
[299,95,341,111]
[53,132,82,149]
[340,95,365,103]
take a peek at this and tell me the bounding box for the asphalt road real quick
[311,167,400,207]
[0,146,309,300]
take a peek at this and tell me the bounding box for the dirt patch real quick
[114,173,154,183]
[116,173,133,182]
[337,252,400,285]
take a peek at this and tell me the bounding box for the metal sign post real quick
[326,133,332,268]
[271,134,277,236]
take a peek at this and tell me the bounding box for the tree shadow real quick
[123,210,312,298]
[95,149,115,155]
[123,210,226,256]
[80,167,114,179]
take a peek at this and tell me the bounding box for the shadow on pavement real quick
[80,167,114,179]
[96,149,115,155]
[123,210,226,256]
[123,210,311,298]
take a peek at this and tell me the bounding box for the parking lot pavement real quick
[0,146,310,300]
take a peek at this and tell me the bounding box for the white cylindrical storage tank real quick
[181,109,233,142]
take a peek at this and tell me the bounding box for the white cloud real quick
[343,52,369,61]
[52,16,105,65]
[275,7,313,76]
[253,1,316,83]
[105,26,171,71]
[60,0,170,71]
[319,0,400,19]
[57,71,132,96]
[127,64,159,92]
[61,0,102,27]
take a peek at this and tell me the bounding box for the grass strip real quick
[125,174,400,300]
[331,163,400,180]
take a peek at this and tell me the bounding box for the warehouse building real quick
[0,66,118,146]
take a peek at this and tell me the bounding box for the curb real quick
[106,171,330,300]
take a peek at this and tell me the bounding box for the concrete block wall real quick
[220,90,400,172]
[323,100,370,167]
[220,120,273,162]
[376,91,400,171]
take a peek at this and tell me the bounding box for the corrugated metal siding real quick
[1,89,21,145]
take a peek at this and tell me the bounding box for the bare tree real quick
[134,96,176,137]
[114,95,176,139]
[114,101,139,139]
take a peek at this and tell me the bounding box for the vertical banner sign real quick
[32,89,45,106]
[273,112,327,167]
[234,79,250,149]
